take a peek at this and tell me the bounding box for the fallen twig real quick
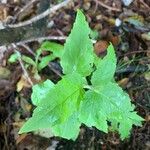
[0,0,49,45]
[119,50,150,57]
[139,0,150,9]
[19,44,62,77]
[116,65,149,74]
[12,44,34,86]
[16,36,67,45]
[14,0,39,20]
[94,0,121,12]
[20,44,35,56]
[7,0,71,28]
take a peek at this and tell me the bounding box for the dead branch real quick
[16,36,67,45]
[6,0,71,28]
[94,0,121,12]
[19,43,62,77]
[12,44,34,86]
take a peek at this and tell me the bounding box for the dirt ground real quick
[0,0,150,150]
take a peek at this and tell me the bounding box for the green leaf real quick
[79,82,143,139]
[8,51,21,63]
[19,10,144,141]
[118,111,143,140]
[60,10,94,76]
[118,118,132,139]
[90,30,99,40]
[52,113,80,140]
[22,55,36,67]
[37,55,55,71]
[8,53,19,63]
[79,91,108,133]
[36,41,64,70]
[37,73,86,109]
[36,41,63,64]
[128,112,144,126]
[40,41,64,58]
[99,82,143,138]
[91,44,117,86]
[19,73,85,136]
[99,82,134,112]
[31,79,54,106]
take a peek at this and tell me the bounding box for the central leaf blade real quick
[19,73,85,137]
[60,10,94,76]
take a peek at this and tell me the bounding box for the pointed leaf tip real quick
[60,9,94,76]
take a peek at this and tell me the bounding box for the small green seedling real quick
[8,51,40,80]
[19,10,144,140]
[36,41,63,71]
[8,42,63,79]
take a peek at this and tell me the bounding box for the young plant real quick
[19,10,143,140]
[8,42,63,79]
[35,41,64,71]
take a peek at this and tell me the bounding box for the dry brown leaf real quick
[94,40,108,56]
[0,66,11,79]
[145,115,150,122]
[118,78,129,88]
[16,134,28,144]
[20,97,32,113]
[17,75,31,92]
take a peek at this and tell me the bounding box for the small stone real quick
[121,0,133,6]
[83,2,91,10]
[94,24,102,30]
[115,18,122,27]
[94,40,108,56]
[96,15,102,20]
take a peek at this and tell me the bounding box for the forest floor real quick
[0,0,150,149]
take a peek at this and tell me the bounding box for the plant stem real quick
[83,85,100,93]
